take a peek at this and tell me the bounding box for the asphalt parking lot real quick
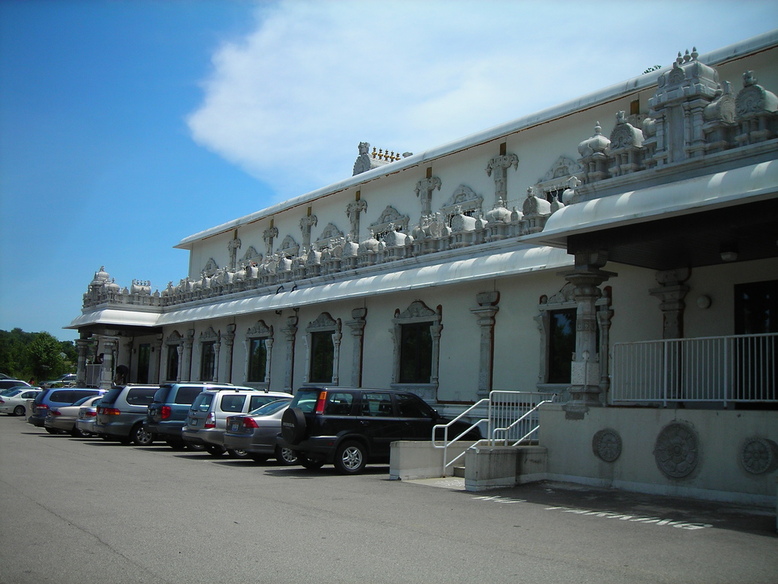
[0,415,776,584]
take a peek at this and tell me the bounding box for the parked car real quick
[223,398,296,463]
[28,387,106,428]
[41,373,77,389]
[0,379,31,392]
[147,383,252,449]
[277,387,482,474]
[0,387,41,416]
[183,389,292,456]
[95,384,159,445]
[75,398,100,437]
[44,395,103,436]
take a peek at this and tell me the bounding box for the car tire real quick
[130,423,154,446]
[250,454,269,463]
[45,427,61,435]
[275,446,298,466]
[334,441,367,474]
[205,445,226,457]
[299,454,325,470]
[70,427,85,438]
[227,448,249,459]
[167,439,187,450]
[13,405,25,416]
[281,407,307,445]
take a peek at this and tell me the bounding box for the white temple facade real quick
[69,31,778,504]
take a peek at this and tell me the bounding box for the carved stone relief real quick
[654,422,700,479]
[370,206,410,239]
[440,185,484,222]
[592,429,622,462]
[740,436,778,475]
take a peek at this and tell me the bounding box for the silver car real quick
[45,395,102,437]
[182,389,292,457]
[223,398,296,464]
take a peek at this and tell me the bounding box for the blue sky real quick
[1,0,776,342]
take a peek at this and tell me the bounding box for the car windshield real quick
[191,393,214,412]
[73,395,95,406]
[101,388,123,405]
[289,389,321,413]
[1,388,24,397]
[248,399,291,416]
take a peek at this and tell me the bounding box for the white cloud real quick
[187,0,778,200]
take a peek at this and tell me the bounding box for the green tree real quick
[0,329,75,381]
[27,332,65,381]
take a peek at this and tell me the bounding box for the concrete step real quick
[453,465,466,478]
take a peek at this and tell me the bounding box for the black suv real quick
[277,387,480,474]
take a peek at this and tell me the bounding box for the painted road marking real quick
[472,495,712,530]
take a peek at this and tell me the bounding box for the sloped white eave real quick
[156,246,572,327]
[66,308,162,330]
[520,160,778,248]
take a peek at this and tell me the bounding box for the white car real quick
[44,395,103,436]
[0,388,42,416]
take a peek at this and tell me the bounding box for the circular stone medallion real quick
[654,422,699,479]
[592,429,622,462]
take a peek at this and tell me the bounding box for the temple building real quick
[69,31,778,504]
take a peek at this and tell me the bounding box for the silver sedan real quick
[223,398,296,464]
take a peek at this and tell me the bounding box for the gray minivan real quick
[95,384,159,445]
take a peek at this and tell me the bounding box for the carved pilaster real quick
[282,315,298,393]
[228,236,242,271]
[149,335,162,384]
[347,307,367,388]
[100,337,119,389]
[182,329,194,382]
[563,252,616,414]
[471,291,500,398]
[222,324,235,384]
[650,268,691,340]
[76,338,91,386]
[415,175,442,217]
[263,225,278,257]
[347,198,368,240]
[300,212,318,252]
[486,152,519,208]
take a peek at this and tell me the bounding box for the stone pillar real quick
[331,325,342,387]
[471,291,500,398]
[149,335,162,384]
[563,252,616,415]
[485,147,519,209]
[347,196,368,241]
[650,268,690,340]
[100,337,119,389]
[222,324,236,384]
[182,330,194,382]
[596,292,614,397]
[347,307,367,388]
[76,338,90,386]
[212,337,221,382]
[282,315,298,393]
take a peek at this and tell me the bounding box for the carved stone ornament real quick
[740,437,778,475]
[592,429,622,463]
[654,422,700,479]
[370,206,410,237]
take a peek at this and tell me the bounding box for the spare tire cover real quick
[281,407,308,445]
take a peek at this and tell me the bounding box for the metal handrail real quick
[492,398,556,446]
[432,391,556,470]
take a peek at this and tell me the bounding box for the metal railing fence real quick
[611,333,777,406]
